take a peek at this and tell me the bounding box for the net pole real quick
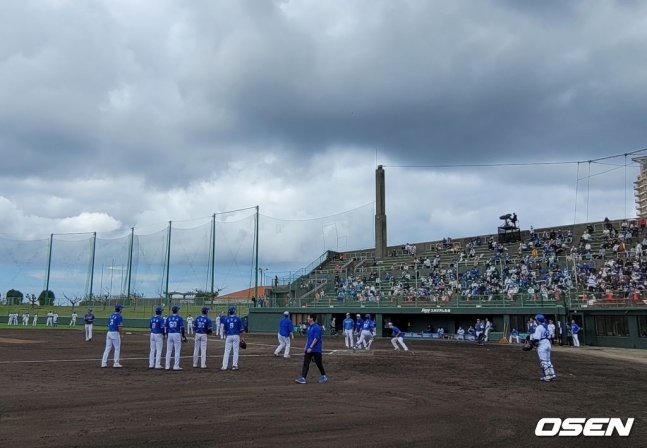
[254,206,259,301]
[45,234,53,306]
[126,227,134,304]
[165,221,172,307]
[88,232,97,303]
[210,213,216,297]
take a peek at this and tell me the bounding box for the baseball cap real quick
[155,306,163,314]
[172,305,180,313]
[228,306,236,314]
[115,304,124,311]
[202,307,210,314]
[283,311,289,316]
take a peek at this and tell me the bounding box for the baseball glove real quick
[239,340,247,349]
[182,337,188,343]
[206,329,213,335]
[522,342,533,351]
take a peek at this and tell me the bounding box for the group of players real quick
[6,311,74,326]
[100,304,245,371]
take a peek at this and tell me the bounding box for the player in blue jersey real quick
[475,319,485,345]
[343,313,355,348]
[101,304,124,368]
[193,307,213,369]
[149,306,165,369]
[388,322,408,351]
[295,314,327,384]
[165,305,187,371]
[354,314,363,339]
[530,314,557,381]
[274,311,293,358]
[84,308,95,342]
[354,314,376,351]
[571,320,581,347]
[221,307,245,371]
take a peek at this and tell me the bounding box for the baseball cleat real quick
[201,366,207,369]
[284,355,291,358]
[113,364,123,368]
[319,376,328,383]
[193,365,198,368]
[232,366,238,371]
[295,377,306,384]
[540,377,551,382]
[155,366,163,370]
[221,367,227,371]
[101,364,108,368]
[394,348,399,351]
[173,367,183,371]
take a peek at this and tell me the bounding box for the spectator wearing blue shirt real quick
[193,307,213,369]
[388,322,408,351]
[149,306,165,369]
[222,307,245,371]
[343,313,355,348]
[165,305,187,371]
[84,308,95,342]
[274,311,293,358]
[101,304,124,368]
[295,314,327,384]
[571,320,581,347]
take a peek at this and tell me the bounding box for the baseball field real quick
[1,329,645,448]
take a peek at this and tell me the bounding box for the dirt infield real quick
[0,329,645,448]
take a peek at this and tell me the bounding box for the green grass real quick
[1,324,151,333]
[1,303,250,319]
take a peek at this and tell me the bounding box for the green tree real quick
[38,290,56,306]
[6,289,24,305]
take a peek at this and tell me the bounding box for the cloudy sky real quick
[1,0,646,297]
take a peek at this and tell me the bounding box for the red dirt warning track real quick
[0,329,644,448]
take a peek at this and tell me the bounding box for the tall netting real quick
[213,211,257,297]
[130,226,169,300]
[259,202,375,282]
[168,219,212,294]
[93,233,131,301]
[0,236,49,301]
[48,234,95,305]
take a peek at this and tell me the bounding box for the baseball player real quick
[13,313,18,325]
[221,307,245,371]
[84,309,95,341]
[165,305,187,371]
[7,313,13,326]
[547,320,556,345]
[149,306,165,369]
[32,313,38,326]
[46,311,53,326]
[353,314,375,351]
[484,319,492,342]
[53,312,58,327]
[509,328,520,344]
[354,313,363,339]
[186,314,194,335]
[215,313,221,338]
[22,313,29,326]
[295,314,327,384]
[274,311,293,358]
[530,314,557,381]
[475,319,485,345]
[342,313,355,348]
[388,322,408,351]
[219,312,226,339]
[193,307,213,369]
[571,320,581,347]
[70,312,77,327]
[101,304,124,368]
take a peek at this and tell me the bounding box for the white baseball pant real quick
[187,324,194,335]
[572,334,580,347]
[69,318,76,327]
[101,331,121,366]
[222,335,240,369]
[509,335,520,344]
[46,317,53,326]
[165,333,182,369]
[355,330,373,349]
[274,333,291,357]
[149,333,164,368]
[85,324,93,341]
[537,340,556,379]
[220,324,225,339]
[391,336,408,350]
[32,316,37,326]
[344,329,354,348]
[193,333,208,368]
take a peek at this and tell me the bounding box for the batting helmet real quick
[346,313,350,317]
[535,314,546,323]
[356,314,361,317]
[115,304,124,311]
[283,311,289,316]
[201,307,210,314]
[228,306,236,314]
[172,305,180,313]
[155,306,163,314]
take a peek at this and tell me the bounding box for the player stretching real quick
[101,304,124,368]
[530,314,557,382]
[295,314,327,384]
[353,314,375,351]
[165,306,187,371]
[222,307,245,371]
[193,307,212,369]
[343,313,355,348]
[274,311,293,358]
[388,322,408,351]
[149,307,165,369]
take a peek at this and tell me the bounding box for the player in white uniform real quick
[186,314,194,335]
[530,314,557,382]
[53,313,58,327]
[32,313,38,326]
[219,312,226,339]
[70,312,77,326]
[46,311,53,326]
[22,313,29,326]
